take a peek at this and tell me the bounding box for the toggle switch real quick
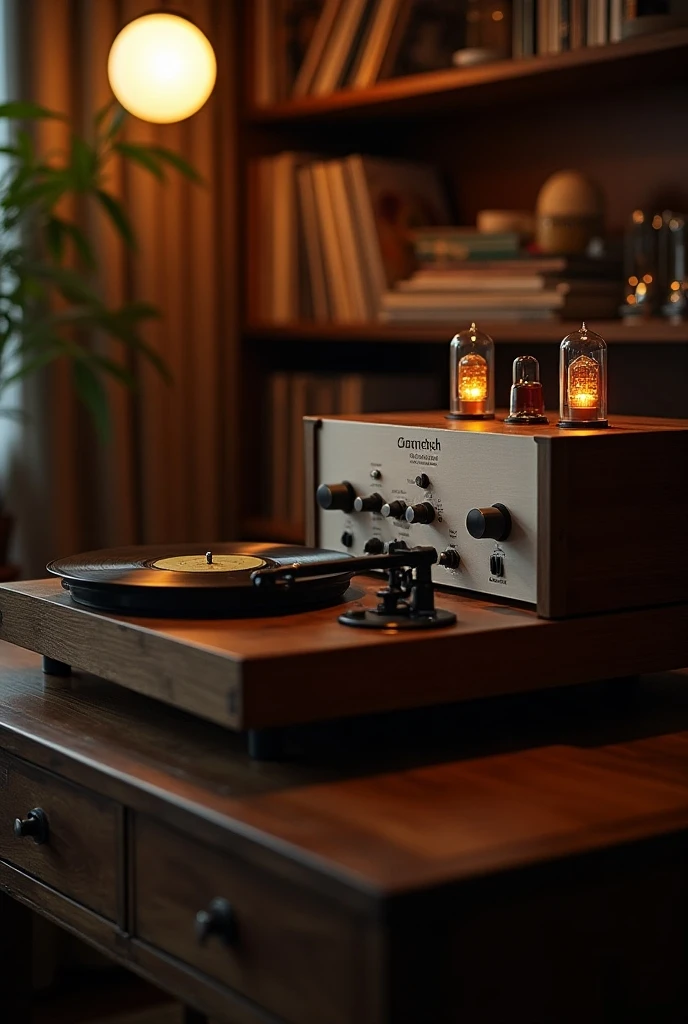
[439,548,460,569]
[415,473,430,489]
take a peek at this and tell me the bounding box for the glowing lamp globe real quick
[108,13,216,124]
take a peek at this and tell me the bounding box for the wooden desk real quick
[1,640,687,1023]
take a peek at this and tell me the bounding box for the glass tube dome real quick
[558,323,608,428]
[504,355,548,424]
[449,323,495,419]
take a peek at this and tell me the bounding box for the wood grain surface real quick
[0,750,120,919]
[0,642,687,906]
[0,578,686,731]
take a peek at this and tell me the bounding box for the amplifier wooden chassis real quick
[305,412,688,618]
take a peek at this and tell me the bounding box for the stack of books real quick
[381,240,622,324]
[250,152,449,323]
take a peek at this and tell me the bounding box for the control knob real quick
[353,493,384,513]
[405,502,436,525]
[364,537,385,554]
[381,500,407,520]
[466,503,512,541]
[439,548,460,569]
[316,481,356,513]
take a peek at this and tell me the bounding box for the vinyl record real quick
[48,543,354,618]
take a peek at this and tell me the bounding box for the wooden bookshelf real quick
[235,10,688,540]
[245,319,688,345]
[247,28,688,123]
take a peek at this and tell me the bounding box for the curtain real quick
[9,0,239,576]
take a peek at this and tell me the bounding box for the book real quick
[325,161,374,320]
[411,229,522,264]
[349,0,406,88]
[587,0,607,44]
[297,164,330,320]
[411,256,622,276]
[311,0,371,95]
[292,0,344,96]
[310,161,356,321]
[344,156,451,286]
[272,152,300,322]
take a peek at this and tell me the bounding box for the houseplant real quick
[0,98,199,433]
[0,99,199,563]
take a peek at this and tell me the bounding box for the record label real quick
[151,554,267,573]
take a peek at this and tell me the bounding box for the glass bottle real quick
[449,323,495,419]
[558,323,608,428]
[504,355,548,424]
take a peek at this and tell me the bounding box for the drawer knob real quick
[13,807,49,845]
[195,897,236,948]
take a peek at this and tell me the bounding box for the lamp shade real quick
[108,13,216,124]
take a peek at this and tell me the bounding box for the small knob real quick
[316,482,355,512]
[415,473,430,489]
[364,537,385,554]
[195,897,237,947]
[466,503,512,541]
[381,500,407,520]
[13,807,49,845]
[340,531,354,548]
[439,548,460,569]
[353,493,384,513]
[405,502,436,525]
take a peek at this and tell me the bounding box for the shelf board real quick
[245,319,688,345]
[247,29,688,123]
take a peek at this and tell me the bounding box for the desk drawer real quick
[134,817,364,1024]
[0,753,119,920]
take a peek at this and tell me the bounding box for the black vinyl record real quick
[48,543,354,618]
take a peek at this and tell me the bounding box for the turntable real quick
[0,534,686,759]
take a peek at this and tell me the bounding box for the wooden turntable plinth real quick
[0,578,685,734]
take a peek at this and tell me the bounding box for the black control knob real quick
[195,897,237,947]
[316,481,355,512]
[466,503,512,541]
[415,473,430,489]
[439,548,461,569]
[364,537,385,554]
[405,502,436,525]
[13,807,49,845]
[381,500,407,520]
[353,493,384,513]
[340,531,354,548]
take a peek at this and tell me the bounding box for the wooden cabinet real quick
[133,816,369,1024]
[0,751,119,920]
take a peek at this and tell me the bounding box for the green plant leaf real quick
[49,218,96,268]
[70,135,98,191]
[46,216,65,262]
[73,359,109,440]
[94,100,116,129]
[26,262,102,305]
[112,141,165,179]
[147,146,204,184]
[0,101,67,121]
[95,189,136,248]
[104,103,127,140]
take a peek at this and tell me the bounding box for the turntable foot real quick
[42,657,71,677]
[247,728,285,761]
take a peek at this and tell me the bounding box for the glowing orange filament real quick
[568,354,599,409]
[458,353,488,402]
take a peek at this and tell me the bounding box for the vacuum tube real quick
[660,212,687,321]
[504,355,548,424]
[449,323,495,419]
[621,209,657,317]
[558,323,608,428]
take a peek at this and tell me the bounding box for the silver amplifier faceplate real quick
[315,419,540,604]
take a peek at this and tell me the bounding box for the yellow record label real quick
[152,554,267,573]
